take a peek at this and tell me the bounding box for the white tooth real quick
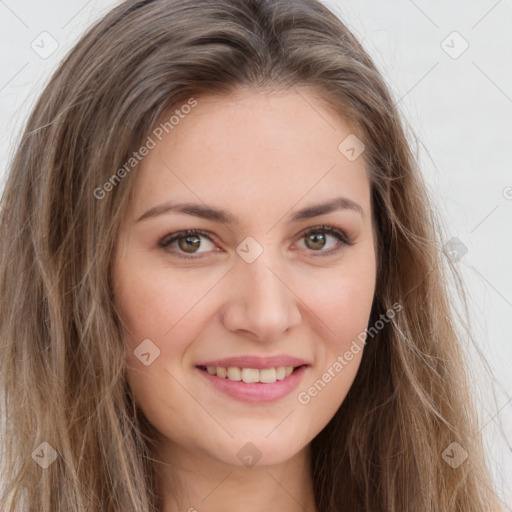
[206,366,216,375]
[217,367,227,378]
[276,367,286,380]
[227,367,241,381]
[260,368,277,383]
[241,368,260,383]
[285,366,293,377]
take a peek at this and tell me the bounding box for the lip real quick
[196,364,309,403]
[196,355,309,369]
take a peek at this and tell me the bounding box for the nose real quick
[220,249,302,342]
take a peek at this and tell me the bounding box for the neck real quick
[154,440,318,512]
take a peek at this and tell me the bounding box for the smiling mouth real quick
[196,365,306,384]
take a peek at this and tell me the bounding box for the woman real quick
[0,0,502,510]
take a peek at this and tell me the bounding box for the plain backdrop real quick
[0,0,511,508]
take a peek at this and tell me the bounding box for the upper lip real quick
[196,355,309,369]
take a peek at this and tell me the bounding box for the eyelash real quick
[158,225,354,260]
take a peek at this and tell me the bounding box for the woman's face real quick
[112,88,376,469]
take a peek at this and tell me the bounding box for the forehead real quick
[128,88,371,225]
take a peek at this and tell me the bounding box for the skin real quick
[112,87,377,512]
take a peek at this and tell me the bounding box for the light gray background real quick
[0,0,511,508]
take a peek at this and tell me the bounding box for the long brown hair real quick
[0,0,502,510]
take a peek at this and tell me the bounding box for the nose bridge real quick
[243,248,285,306]
[221,241,300,340]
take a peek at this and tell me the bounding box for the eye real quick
[294,225,353,257]
[158,225,353,260]
[159,229,217,259]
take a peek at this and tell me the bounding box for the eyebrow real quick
[135,196,364,224]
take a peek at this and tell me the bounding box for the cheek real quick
[113,256,225,412]
[294,245,375,414]
[294,279,371,433]
[113,256,214,350]
[304,246,376,350]
[115,263,203,438]
[330,275,375,349]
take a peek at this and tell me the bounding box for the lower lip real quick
[196,365,308,403]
